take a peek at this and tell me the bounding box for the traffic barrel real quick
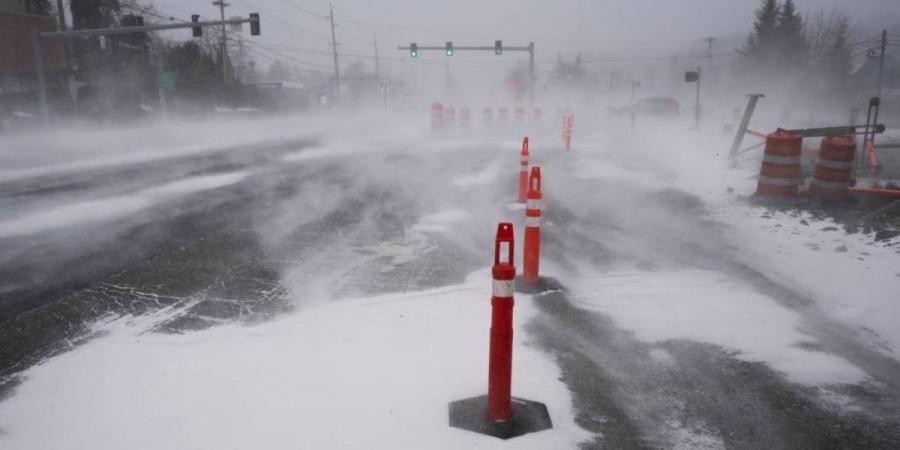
[518,137,530,203]
[523,167,542,285]
[444,106,457,127]
[431,102,444,129]
[460,107,471,127]
[483,107,493,126]
[515,107,525,123]
[810,135,856,201]
[488,222,516,422]
[498,107,509,125]
[756,129,802,197]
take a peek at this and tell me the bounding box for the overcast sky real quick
[147,0,900,74]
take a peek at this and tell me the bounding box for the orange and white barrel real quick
[515,107,525,123]
[498,107,509,125]
[482,107,493,126]
[810,135,856,201]
[757,129,802,197]
[444,106,456,127]
[460,107,471,127]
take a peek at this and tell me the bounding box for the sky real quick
[145,0,900,75]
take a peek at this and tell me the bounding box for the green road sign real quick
[158,70,178,91]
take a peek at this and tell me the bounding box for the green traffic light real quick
[411,51,417,58]
[446,49,453,56]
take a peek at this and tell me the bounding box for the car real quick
[634,96,680,117]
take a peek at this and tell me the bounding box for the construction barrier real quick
[483,107,493,126]
[460,107,471,127]
[523,168,542,284]
[431,102,444,129]
[498,107,509,125]
[756,129,802,197]
[444,106,457,127]
[810,135,856,201]
[518,137,529,203]
[488,222,516,422]
[515,107,525,123]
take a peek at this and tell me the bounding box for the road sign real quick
[158,69,177,91]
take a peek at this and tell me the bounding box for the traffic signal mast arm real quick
[36,15,261,39]
[398,45,532,52]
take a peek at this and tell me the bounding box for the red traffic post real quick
[488,222,516,422]
[523,168,542,284]
[431,102,444,129]
[447,223,552,439]
[518,137,530,203]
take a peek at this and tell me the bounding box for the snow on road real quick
[0,270,588,450]
[0,172,248,238]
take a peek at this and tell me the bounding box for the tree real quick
[24,0,52,15]
[777,0,807,70]
[805,9,853,96]
[743,0,781,69]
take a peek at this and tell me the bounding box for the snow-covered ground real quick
[1,109,898,448]
[0,270,588,450]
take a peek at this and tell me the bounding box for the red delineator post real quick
[488,222,516,422]
[431,102,444,129]
[518,137,530,203]
[523,167,542,284]
[563,114,574,150]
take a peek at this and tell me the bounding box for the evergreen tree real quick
[821,15,852,94]
[777,0,807,70]
[744,0,781,68]
[24,0,52,15]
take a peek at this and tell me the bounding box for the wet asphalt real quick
[1,126,899,449]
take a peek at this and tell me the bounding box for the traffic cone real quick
[523,167,542,284]
[518,137,529,203]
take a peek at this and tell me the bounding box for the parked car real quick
[634,97,680,117]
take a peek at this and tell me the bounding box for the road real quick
[1,113,899,448]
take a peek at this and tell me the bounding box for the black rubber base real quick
[448,395,553,439]
[514,275,564,294]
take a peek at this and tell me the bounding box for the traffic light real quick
[445,41,453,56]
[410,42,418,58]
[249,12,260,36]
[495,40,502,55]
[191,14,202,37]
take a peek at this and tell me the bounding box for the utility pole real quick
[528,41,535,107]
[373,35,380,80]
[876,30,887,99]
[329,3,340,100]
[213,0,230,86]
[703,36,716,90]
[54,0,78,109]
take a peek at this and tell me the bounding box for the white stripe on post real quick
[525,216,541,228]
[492,279,515,297]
